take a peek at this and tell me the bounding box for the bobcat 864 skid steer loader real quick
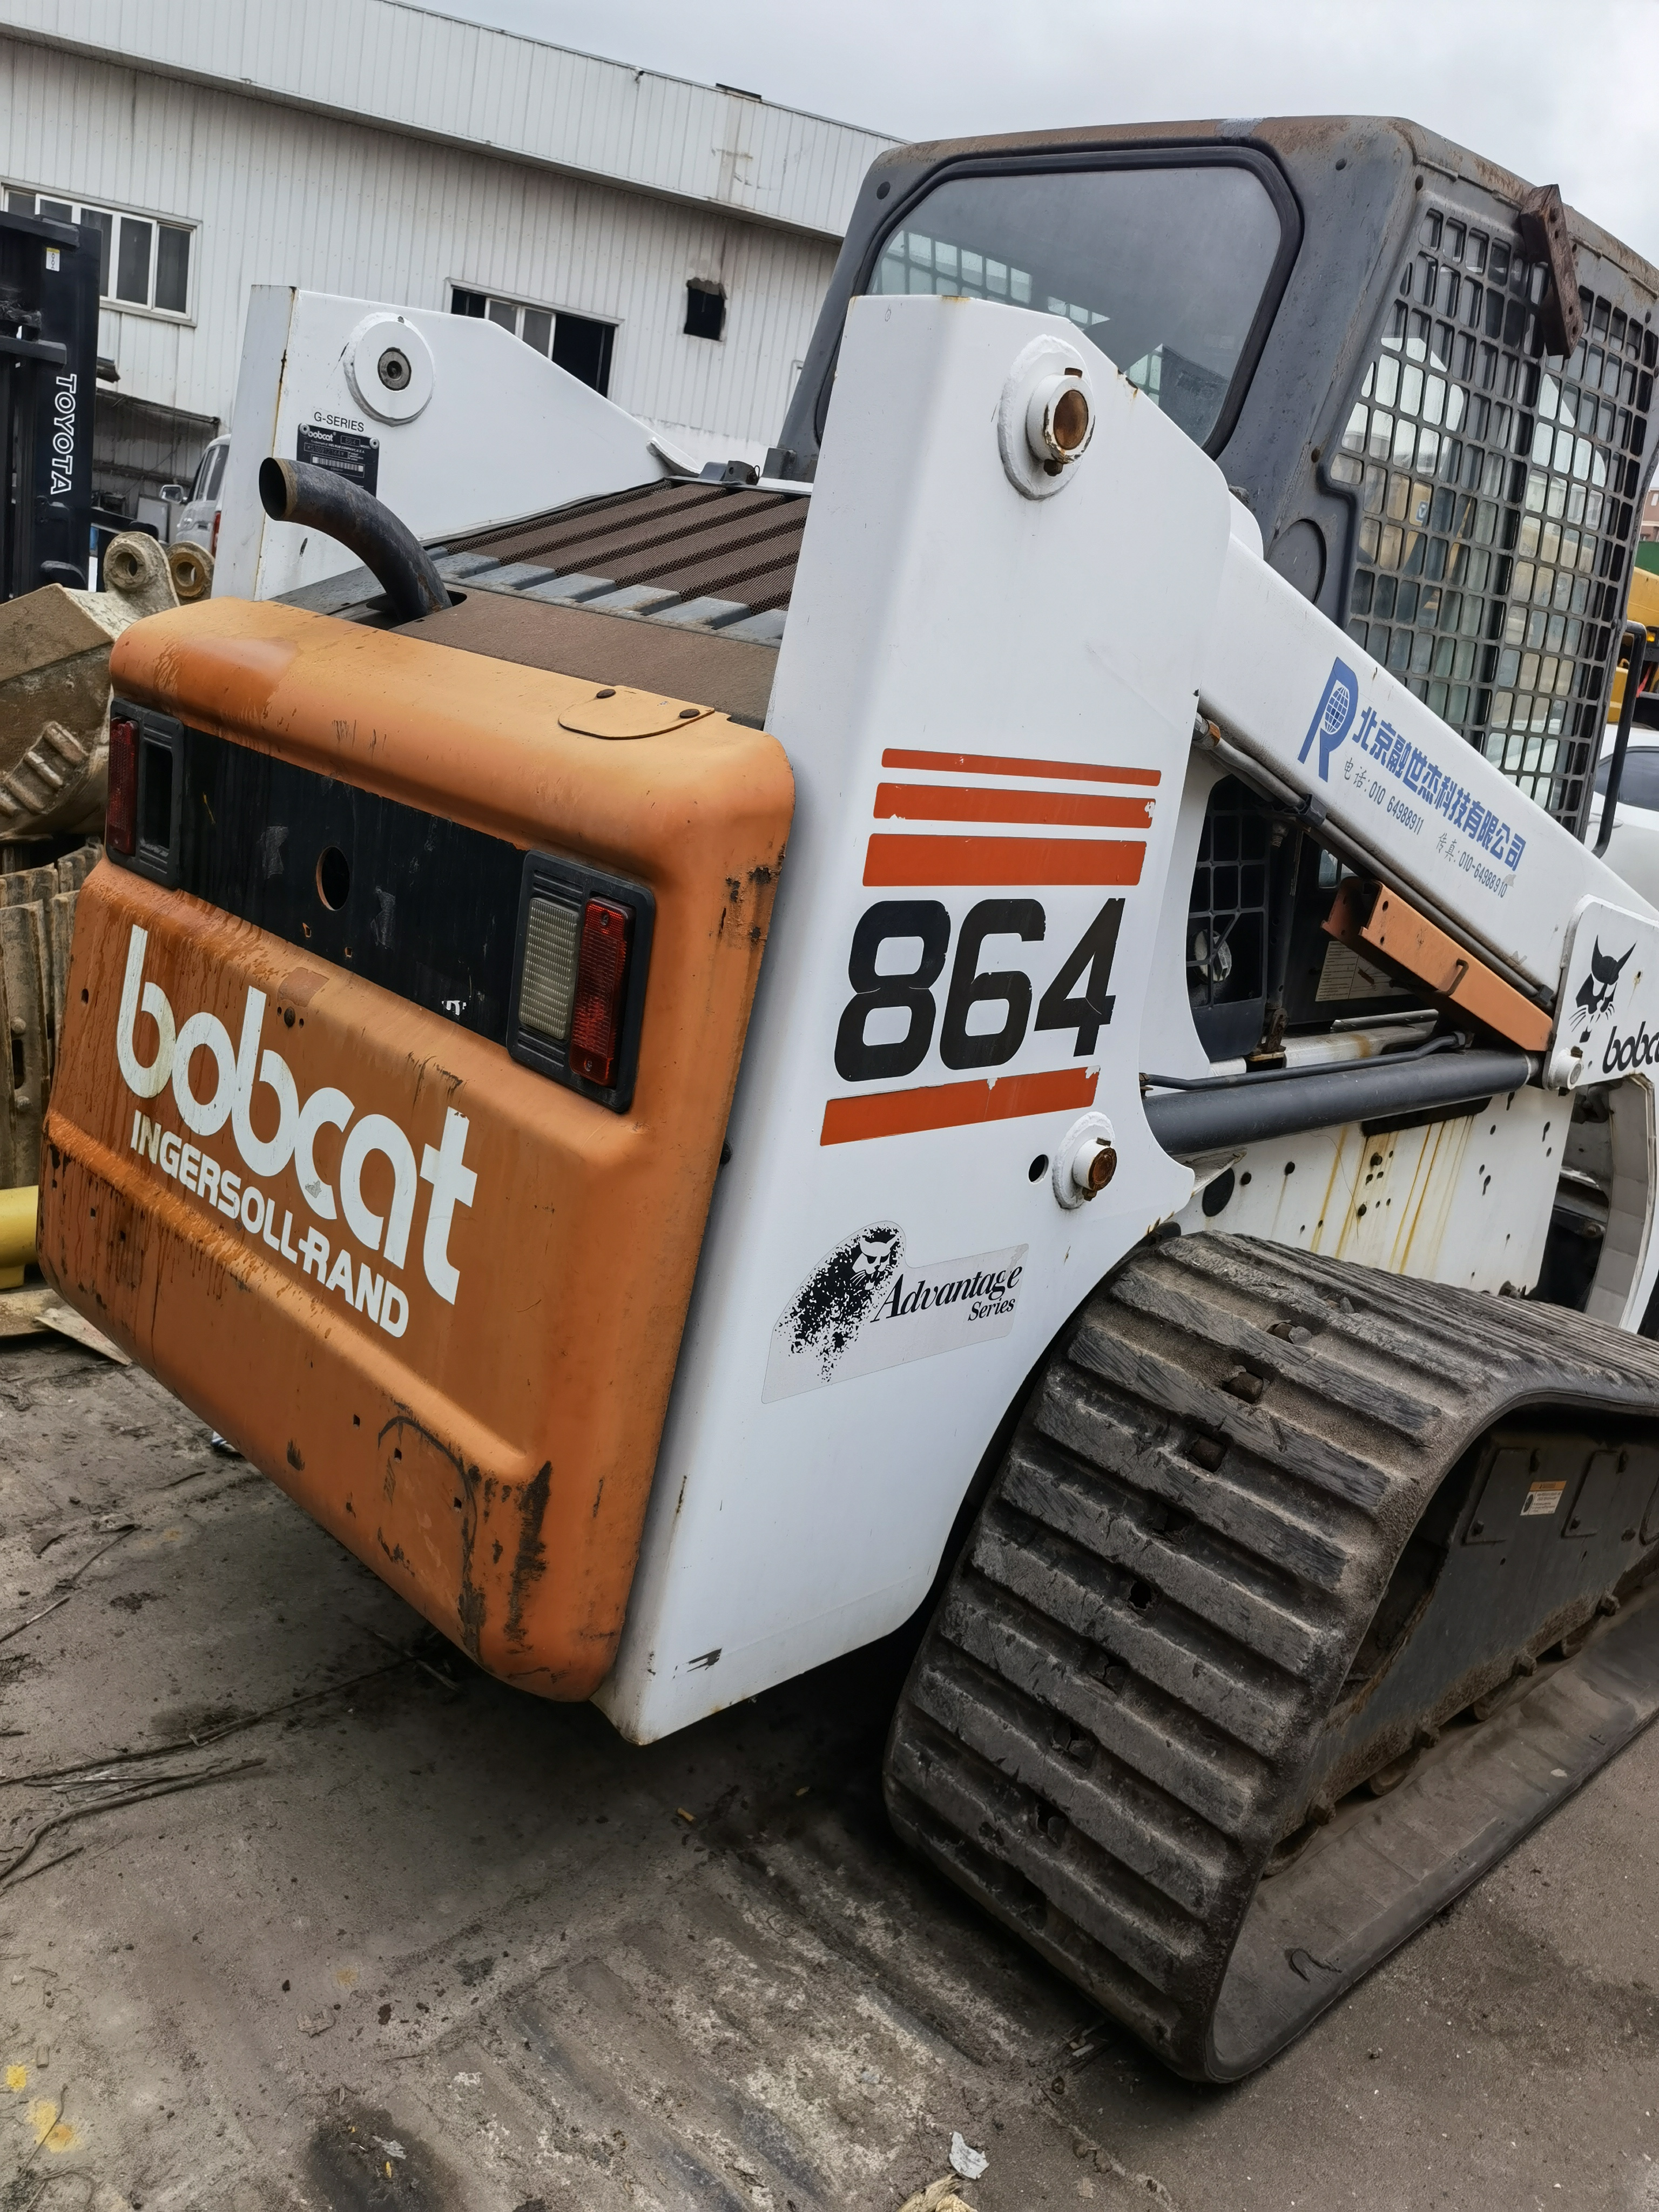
[34,116,1659,2081]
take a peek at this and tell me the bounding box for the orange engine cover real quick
[40,598,793,1697]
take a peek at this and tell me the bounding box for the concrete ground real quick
[2,1330,1657,2212]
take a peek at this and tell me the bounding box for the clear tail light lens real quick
[518,897,581,1044]
[508,855,654,1108]
[569,898,632,1086]
[107,717,138,854]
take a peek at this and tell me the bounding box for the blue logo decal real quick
[1298,658,1359,781]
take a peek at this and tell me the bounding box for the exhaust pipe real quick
[258,457,449,624]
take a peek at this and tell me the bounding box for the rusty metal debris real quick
[0,534,158,1213]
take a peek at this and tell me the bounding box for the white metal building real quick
[0,0,899,512]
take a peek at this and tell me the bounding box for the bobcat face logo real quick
[1575,938,1634,1019]
[775,1222,904,1382]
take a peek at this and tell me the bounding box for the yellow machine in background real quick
[1609,558,1659,718]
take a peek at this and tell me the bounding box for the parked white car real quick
[1588,737,1659,911]
[174,434,229,555]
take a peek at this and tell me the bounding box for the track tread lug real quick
[885,1233,1659,2080]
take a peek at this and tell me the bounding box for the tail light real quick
[105,698,184,887]
[107,716,138,854]
[210,508,221,556]
[508,855,653,1110]
[570,899,632,1085]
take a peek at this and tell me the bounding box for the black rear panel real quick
[116,706,523,1040]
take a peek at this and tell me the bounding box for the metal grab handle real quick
[1594,618,1650,858]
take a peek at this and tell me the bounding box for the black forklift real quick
[0,200,100,599]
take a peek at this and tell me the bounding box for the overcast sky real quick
[441,0,1659,264]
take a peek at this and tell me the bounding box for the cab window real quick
[864,163,1284,448]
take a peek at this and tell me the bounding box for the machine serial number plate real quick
[296,422,380,497]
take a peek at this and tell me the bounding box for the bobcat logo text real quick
[115,925,476,1323]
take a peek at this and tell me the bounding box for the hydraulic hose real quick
[258,457,449,624]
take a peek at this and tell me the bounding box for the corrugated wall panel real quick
[0,37,843,453]
[0,0,896,240]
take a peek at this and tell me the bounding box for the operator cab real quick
[773,117,1657,854]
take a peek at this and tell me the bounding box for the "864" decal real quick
[834,896,1123,1083]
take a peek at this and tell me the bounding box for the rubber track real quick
[884,1232,1659,2080]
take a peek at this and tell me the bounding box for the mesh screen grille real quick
[1188,777,1272,1018]
[1328,208,1656,829]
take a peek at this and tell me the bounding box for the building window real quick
[684,281,726,342]
[4,186,193,316]
[450,287,615,396]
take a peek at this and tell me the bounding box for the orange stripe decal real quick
[821,1067,1099,1145]
[881,747,1161,787]
[864,834,1145,887]
[874,782,1153,830]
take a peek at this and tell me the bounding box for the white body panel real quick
[1168,1087,1559,1294]
[598,295,1230,1738]
[214,288,668,603]
[598,293,1659,1742]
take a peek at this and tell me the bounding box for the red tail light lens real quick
[107,717,138,854]
[210,508,221,556]
[569,898,632,1086]
[509,855,654,1109]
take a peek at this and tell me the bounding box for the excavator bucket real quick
[0,531,178,840]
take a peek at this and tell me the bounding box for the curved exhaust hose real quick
[258,457,449,624]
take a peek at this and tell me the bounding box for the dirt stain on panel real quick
[505,1460,552,1649]
[377,1412,485,1660]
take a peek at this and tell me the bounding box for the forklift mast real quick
[0,202,100,599]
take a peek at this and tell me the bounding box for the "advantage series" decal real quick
[763,1221,1027,1401]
